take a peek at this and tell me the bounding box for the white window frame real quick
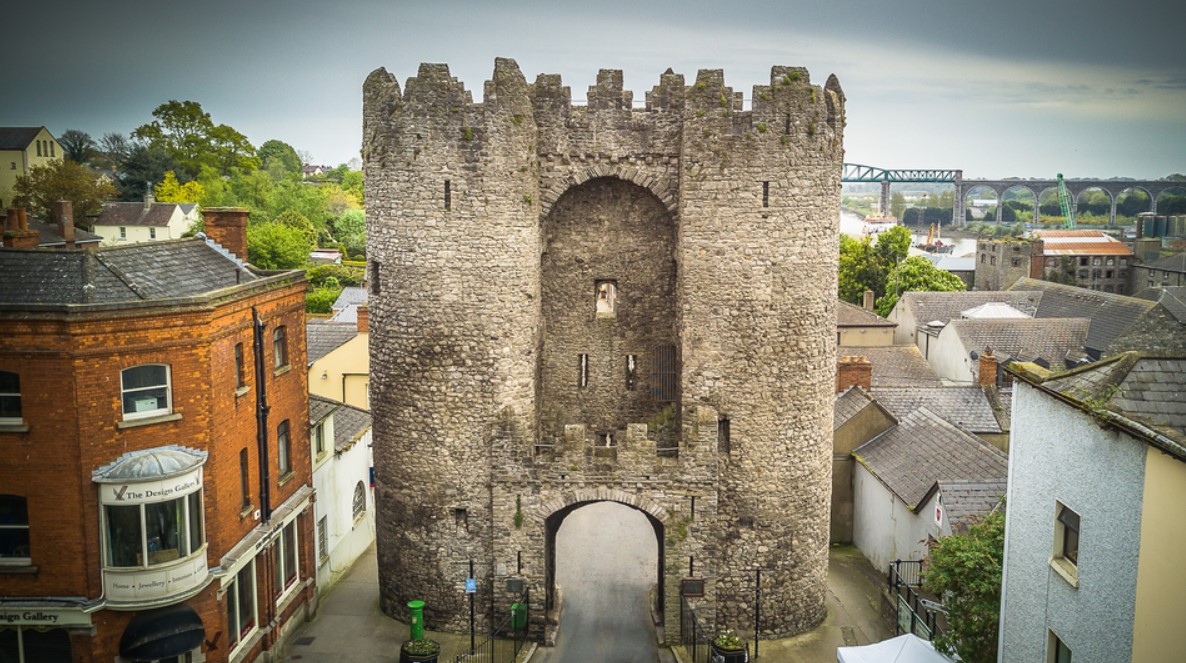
[352,481,366,522]
[119,226,127,239]
[1050,501,1080,587]
[101,489,205,569]
[0,371,21,424]
[272,520,300,602]
[120,364,172,421]
[273,326,289,370]
[149,227,157,239]
[277,420,292,476]
[226,559,258,657]
[312,422,326,457]
[317,516,329,564]
[0,494,31,565]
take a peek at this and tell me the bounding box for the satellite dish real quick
[969,350,980,361]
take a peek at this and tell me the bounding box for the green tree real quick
[133,100,258,176]
[875,255,966,316]
[58,129,96,164]
[838,227,912,306]
[889,192,907,219]
[246,222,312,270]
[873,225,911,267]
[923,509,1005,663]
[116,143,188,200]
[154,171,204,203]
[257,139,302,177]
[272,210,317,247]
[12,159,117,221]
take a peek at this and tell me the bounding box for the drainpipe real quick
[252,307,272,522]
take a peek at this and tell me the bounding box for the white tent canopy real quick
[837,634,956,663]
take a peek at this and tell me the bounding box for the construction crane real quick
[1056,173,1076,229]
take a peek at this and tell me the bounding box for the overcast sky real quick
[8,0,1185,179]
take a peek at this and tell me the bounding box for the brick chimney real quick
[357,302,369,334]
[55,200,76,250]
[837,355,873,393]
[3,208,39,249]
[979,348,998,387]
[863,289,875,311]
[202,207,250,262]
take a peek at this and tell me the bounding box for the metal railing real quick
[448,589,530,663]
[679,597,750,662]
[887,561,944,641]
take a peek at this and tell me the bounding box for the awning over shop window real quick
[118,603,205,662]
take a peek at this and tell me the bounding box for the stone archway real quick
[542,498,666,617]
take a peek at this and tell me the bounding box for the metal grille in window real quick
[353,482,366,519]
[650,344,677,402]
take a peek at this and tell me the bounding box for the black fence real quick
[887,561,944,641]
[679,597,750,663]
[447,589,530,663]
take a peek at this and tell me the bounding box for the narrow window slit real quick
[444,180,451,210]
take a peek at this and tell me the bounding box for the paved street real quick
[531,502,661,663]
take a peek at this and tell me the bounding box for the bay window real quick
[105,490,204,567]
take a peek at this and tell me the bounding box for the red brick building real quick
[0,211,314,663]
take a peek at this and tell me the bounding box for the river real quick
[839,210,978,257]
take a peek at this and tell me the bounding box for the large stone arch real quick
[541,495,667,615]
[540,165,679,217]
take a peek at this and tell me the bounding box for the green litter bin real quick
[510,601,527,629]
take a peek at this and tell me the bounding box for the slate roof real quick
[308,395,372,453]
[28,220,103,246]
[949,317,1089,368]
[1139,252,1186,274]
[854,407,1009,510]
[306,319,358,365]
[939,479,1007,533]
[960,302,1030,319]
[873,386,1003,433]
[837,301,896,328]
[899,290,1042,326]
[94,201,183,228]
[1009,277,1156,352]
[0,238,257,306]
[0,127,43,150]
[838,345,943,388]
[835,386,876,431]
[1033,353,1186,451]
[332,286,368,311]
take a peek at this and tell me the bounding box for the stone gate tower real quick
[363,58,844,641]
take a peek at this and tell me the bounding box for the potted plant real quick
[710,629,749,662]
[399,638,441,663]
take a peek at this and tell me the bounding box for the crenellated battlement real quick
[366,57,844,643]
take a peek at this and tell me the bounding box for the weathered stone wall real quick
[365,58,844,641]
[540,177,678,440]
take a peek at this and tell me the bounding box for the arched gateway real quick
[363,59,845,644]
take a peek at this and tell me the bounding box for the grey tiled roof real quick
[330,304,358,323]
[1132,287,1186,323]
[835,386,875,431]
[307,395,372,453]
[332,286,368,311]
[332,402,372,453]
[900,290,1043,325]
[94,201,183,228]
[838,345,943,388]
[949,317,1090,368]
[1141,252,1186,274]
[309,395,337,425]
[28,220,103,246]
[854,407,1008,510]
[1040,353,1186,447]
[837,301,895,327]
[0,127,42,150]
[0,238,257,305]
[939,479,1007,533]
[306,319,358,365]
[873,386,1002,433]
[1009,278,1156,353]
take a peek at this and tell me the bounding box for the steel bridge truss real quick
[841,163,961,184]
